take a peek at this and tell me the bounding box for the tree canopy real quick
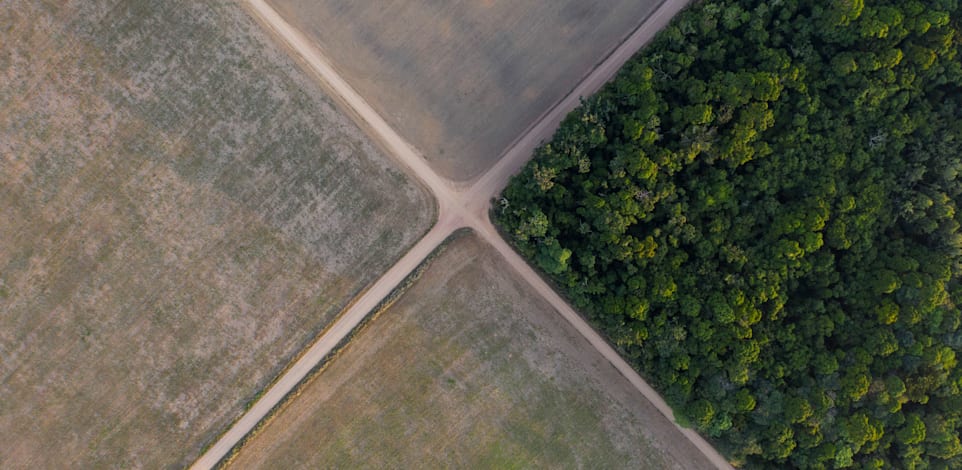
[497,1,962,468]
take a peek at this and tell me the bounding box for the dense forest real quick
[496,1,962,468]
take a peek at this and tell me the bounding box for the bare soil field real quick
[0,1,432,468]
[228,234,713,469]
[267,0,665,181]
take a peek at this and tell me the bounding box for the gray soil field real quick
[228,234,713,469]
[267,0,665,181]
[0,1,431,467]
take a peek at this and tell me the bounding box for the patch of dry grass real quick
[0,1,431,467]
[229,235,713,469]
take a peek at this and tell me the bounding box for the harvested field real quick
[266,0,665,181]
[0,1,432,468]
[229,234,713,469]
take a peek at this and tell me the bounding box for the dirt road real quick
[193,0,733,468]
[190,215,462,470]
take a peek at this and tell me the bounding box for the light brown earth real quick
[266,0,665,181]
[228,234,715,469]
[0,1,431,468]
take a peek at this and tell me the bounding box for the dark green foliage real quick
[497,1,962,467]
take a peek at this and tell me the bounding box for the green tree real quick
[497,0,962,467]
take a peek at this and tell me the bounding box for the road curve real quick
[193,0,734,468]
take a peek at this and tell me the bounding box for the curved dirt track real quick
[192,0,734,468]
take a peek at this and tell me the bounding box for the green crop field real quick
[267,0,665,181]
[228,234,712,469]
[0,1,432,467]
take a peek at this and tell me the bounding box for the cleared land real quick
[267,0,665,181]
[228,234,713,469]
[0,1,432,468]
